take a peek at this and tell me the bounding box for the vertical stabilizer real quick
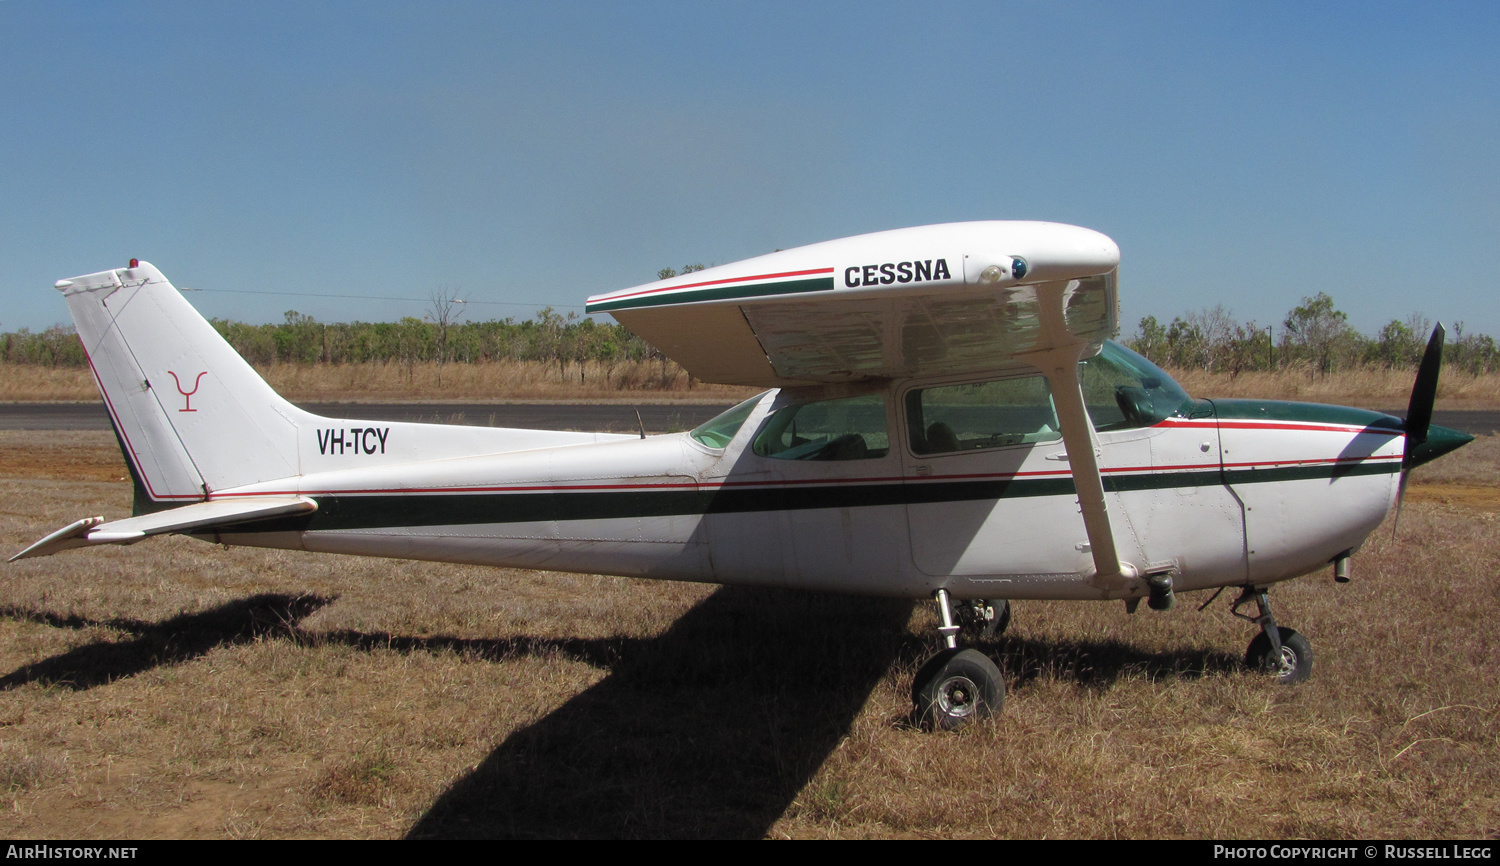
[58,262,310,510]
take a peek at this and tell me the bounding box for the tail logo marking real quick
[167,371,207,412]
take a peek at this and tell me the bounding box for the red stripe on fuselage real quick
[1159,418,1402,436]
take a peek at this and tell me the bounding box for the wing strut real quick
[1022,281,1139,591]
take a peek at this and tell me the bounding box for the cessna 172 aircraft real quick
[11,221,1472,729]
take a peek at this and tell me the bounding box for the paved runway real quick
[3,402,1497,436]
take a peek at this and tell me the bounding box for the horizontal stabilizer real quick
[9,496,318,561]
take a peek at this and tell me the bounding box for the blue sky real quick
[3,1,1498,340]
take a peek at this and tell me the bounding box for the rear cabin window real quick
[752,394,889,461]
[906,375,1061,456]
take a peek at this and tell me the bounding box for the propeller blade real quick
[1393,465,1410,537]
[1403,323,1445,467]
[1394,323,1446,537]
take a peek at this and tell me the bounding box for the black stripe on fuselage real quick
[223,460,1397,535]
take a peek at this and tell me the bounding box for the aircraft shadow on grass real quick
[0,593,331,691]
[995,635,1243,691]
[0,586,1243,838]
[394,591,1247,839]
[396,589,1242,839]
[403,585,920,840]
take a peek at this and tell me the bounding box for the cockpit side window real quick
[753,394,889,461]
[906,374,1061,456]
[904,342,1197,453]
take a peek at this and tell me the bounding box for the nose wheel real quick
[1246,626,1313,684]
[1232,588,1314,684]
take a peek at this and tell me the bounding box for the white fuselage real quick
[211,384,1403,601]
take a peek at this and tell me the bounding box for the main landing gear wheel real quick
[1246,627,1313,685]
[912,648,1004,731]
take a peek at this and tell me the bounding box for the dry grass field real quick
[0,431,1496,839]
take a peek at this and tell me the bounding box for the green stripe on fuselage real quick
[586,276,836,313]
[224,460,1397,535]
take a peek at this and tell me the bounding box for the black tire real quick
[984,599,1012,638]
[912,648,1004,731]
[957,599,1011,638]
[1246,627,1313,685]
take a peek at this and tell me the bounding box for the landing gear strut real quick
[1231,588,1313,684]
[912,590,1006,730]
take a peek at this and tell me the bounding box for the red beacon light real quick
[128,259,139,269]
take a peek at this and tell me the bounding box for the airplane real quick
[9,221,1473,730]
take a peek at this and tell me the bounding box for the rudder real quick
[59,262,310,510]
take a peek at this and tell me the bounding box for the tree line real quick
[212,308,662,368]
[1125,292,1499,376]
[4,289,1497,376]
[0,308,662,370]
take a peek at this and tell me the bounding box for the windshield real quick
[689,392,768,448]
[1080,341,1195,430]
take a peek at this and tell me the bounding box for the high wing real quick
[590,220,1136,586]
[586,221,1120,387]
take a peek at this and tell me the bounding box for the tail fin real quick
[59,262,310,511]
